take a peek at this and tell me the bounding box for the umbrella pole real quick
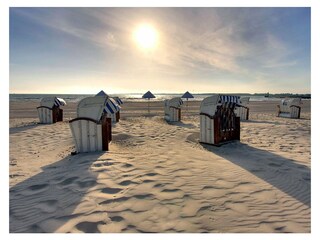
[186,98,188,114]
[148,99,150,114]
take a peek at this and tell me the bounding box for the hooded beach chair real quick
[69,96,116,153]
[107,97,122,122]
[37,97,66,124]
[164,97,183,122]
[199,95,241,146]
[277,98,302,119]
[234,97,250,120]
[95,91,121,123]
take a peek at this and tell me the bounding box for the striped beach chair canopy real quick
[114,97,123,105]
[200,94,241,116]
[104,98,121,114]
[218,95,241,109]
[218,95,241,104]
[55,97,66,106]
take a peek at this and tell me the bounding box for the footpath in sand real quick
[9,113,310,233]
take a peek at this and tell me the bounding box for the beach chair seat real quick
[200,95,240,146]
[164,97,183,122]
[37,97,66,124]
[69,96,114,153]
[277,98,301,119]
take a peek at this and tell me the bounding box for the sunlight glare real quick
[133,24,158,50]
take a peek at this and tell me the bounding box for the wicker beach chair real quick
[200,95,241,146]
[164,97,183,122]
[37,97,66,124]
[277,98,302,119]
[69,96,118,153]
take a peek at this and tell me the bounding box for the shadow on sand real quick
[10,123,41,134]
[167,121,195,129]
[201,141,310,207]
[9,151,105,233]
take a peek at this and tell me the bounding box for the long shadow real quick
[167,121,195,129]
[10,123,40,134]
[245,117,310,124]
[9,151,105,233]
[201,141,310,207]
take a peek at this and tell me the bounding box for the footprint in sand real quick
[101,187,123,194]
[133,193,154,199]
[145,172,158,177]
[110,216,125,222]
[122,163,133,168]
[76,221,104,233]
[119,180,137,186]
[100,196,130,205]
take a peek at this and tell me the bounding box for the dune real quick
[9,100,311,233]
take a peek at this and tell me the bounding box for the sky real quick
[9,7,311,94]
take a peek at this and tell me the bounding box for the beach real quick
[9,99,311,233]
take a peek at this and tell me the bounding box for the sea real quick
[9,93,282,103]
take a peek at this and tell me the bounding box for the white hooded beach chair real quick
[200,95,241,146]
[277,98,302,119]
[69,96,116,153]
[164,97,183,122]
[234,97,250,120]
[95,91,121,123]
[37,97,66,124]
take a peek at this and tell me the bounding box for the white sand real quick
[9,101,311,233]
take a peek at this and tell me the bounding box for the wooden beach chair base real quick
[69,116,112,153]
[200,108,240,146]
[37,106,63,124]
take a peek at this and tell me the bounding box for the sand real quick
[9,100,311,233]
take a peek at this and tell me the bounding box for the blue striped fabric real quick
[219,95,240,104]
[54,97,67,107]
[115,97,123,105]
[54,98,61,107]
[104,98,121,114]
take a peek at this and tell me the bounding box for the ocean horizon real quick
[9,93,311,103]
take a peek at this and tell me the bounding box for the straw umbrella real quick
[181,91,194,113]
[142,91,156,114]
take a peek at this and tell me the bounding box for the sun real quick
[133,24,158,50]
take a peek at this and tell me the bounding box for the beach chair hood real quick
[165,97,183,108]
[281,98,302,106]
[77,96,107,121]
[113,97,123,105]
[200,95,241,117]
[77,96,121,121]
[40,97,66,108]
